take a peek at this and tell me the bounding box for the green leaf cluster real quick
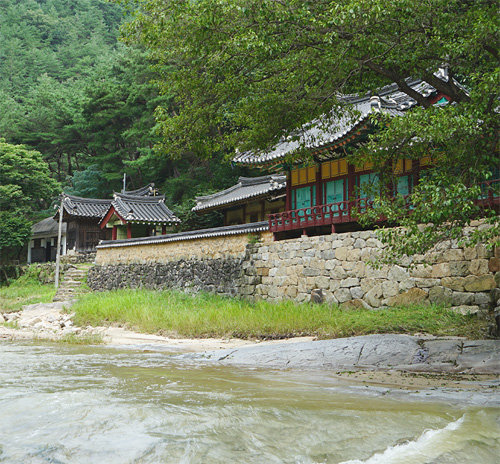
[0,140,60,261]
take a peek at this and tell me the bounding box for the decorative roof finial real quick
[370,95,381,112]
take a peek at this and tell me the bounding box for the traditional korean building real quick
[28,217,67,264]
[192,175,286,225]
[100,192,180,239]
[60,194,112,253]
[43,183,180,257]
[232,71,470,239]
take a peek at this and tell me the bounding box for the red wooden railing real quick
[477,178,500,209]
[269,179,499,233]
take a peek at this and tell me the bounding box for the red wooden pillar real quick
[112,225,117,240]
[127,223,132,239]
[315,164,322,206]
[413,159,420,190]
[347,163,355,200]
[285,169,291,211]
[347,163,355,220]
[162,225,167,235]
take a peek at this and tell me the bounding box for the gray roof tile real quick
[32,217,67,237]
[193,175,286,212]
[97,221,268,248]
[232,75,447,166]
[108,193,181,225]
[61,195,111,218]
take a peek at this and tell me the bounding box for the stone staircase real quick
[53,264,92,302]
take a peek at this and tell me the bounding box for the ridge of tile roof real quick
[121,183,157,196]
[32,217,67,237]
[61,194,112,219]
[193,175,286,212]
[232,72,450,166]
[97,221,269,248]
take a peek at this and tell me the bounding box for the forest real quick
[0,0,254,232]
[0,0,498,261]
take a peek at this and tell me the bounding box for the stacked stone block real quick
[245,229,498,314]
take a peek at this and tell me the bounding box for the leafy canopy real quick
[0,140,60,261]
[123,0,499,257]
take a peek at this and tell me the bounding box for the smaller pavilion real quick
[192,175,286,225]
[100,192,181,239]
[28,217,67,263]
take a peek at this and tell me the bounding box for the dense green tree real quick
[123,0,499,257]
[0,0,125,182]
[0,140,60,262]
[0,0,252,226]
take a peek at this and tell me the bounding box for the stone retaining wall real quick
[89,231,273,297]
[89,226,499,314]
[244,230,499,314]
[88,258,245,297]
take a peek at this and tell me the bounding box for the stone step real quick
[54,265,90,302]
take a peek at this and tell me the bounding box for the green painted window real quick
[292,186,313,210]
[357,173,379,200]
[396,175,411,196]
[325,179,345,204]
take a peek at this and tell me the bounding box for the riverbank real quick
[1,300,499,397]
[71,288,491,339]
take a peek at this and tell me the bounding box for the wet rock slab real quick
[200,334,500,374]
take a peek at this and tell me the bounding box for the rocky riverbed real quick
[200,333,500,375]
[0,301,98,340]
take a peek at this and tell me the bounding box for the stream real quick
[0,341,499,463]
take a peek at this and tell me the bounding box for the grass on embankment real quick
[71,289,489,340]
[0,274,55,312]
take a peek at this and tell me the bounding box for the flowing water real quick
[0,342,498,464]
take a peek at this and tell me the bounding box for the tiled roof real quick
[192,175,286,212]
[32,217,67,237]
[60,185,165,220]
[97,221,268,248]
[122,183,157,196]
[108,193,181,225]
[233,72,449,166]
[61,195,112,219]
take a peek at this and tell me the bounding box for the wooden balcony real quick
[269,179,499,234]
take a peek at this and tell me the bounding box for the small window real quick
[34,239,41,248]
[396,175,411,196]
[291,166,317,186]
[357,173,379,200]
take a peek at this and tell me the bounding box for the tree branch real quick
[363,60,431,108]
[422,71,471,103]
